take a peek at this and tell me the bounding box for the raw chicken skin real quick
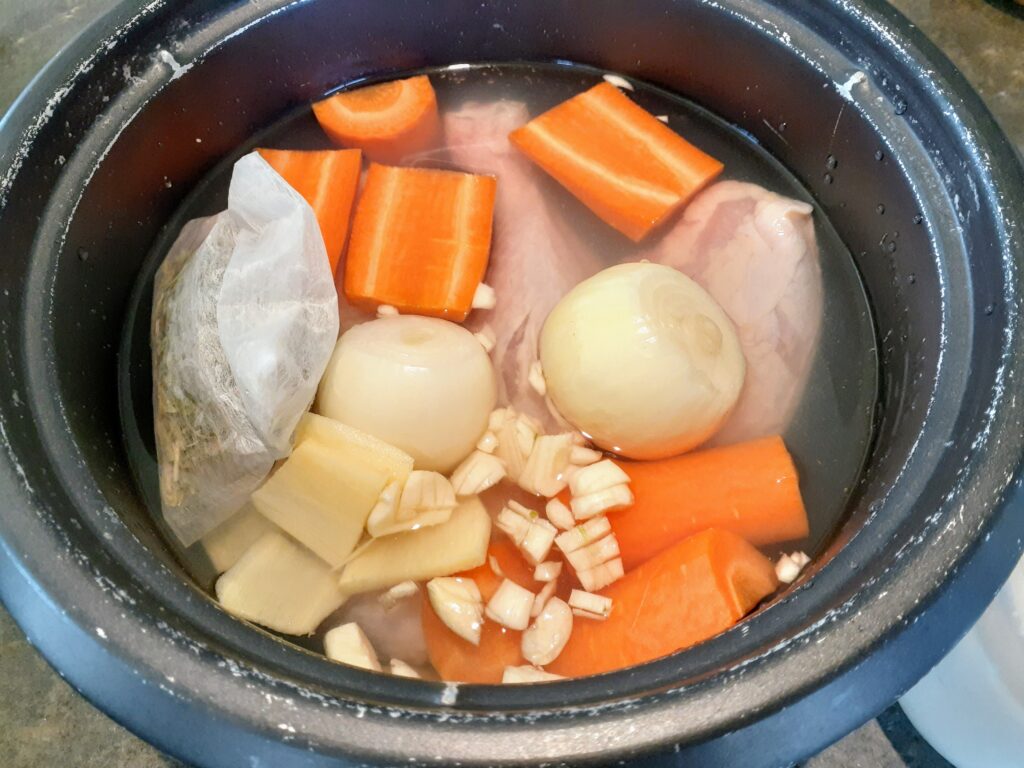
[640,180,823,446]
[415,101,602,429]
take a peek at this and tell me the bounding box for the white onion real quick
[317,316,497,473]
[539,263,745,459]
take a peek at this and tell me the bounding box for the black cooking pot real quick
[2,1,1023,766]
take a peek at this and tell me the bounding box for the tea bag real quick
[152,152,340,547]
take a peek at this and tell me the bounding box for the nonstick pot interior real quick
[1,1,1023,767]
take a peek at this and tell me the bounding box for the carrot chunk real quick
[422,540,567,684]
[546,529,778,678]
[312,75,440,164]
[509,82,724,241]
[607,436,809,571]
[344,163,497,321]
[257,148,361,273]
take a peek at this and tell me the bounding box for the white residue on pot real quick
[156,49,193,81]
[440,681,459,706]
[836,71,866,101]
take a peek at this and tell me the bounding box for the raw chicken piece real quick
[411,101,602,429]
[324,589,430,669]
[641,181,823,446]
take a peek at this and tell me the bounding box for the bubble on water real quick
[984,303,996,316]
[823,173,834,185]
[887,241,897,253]
[875,150,885,161]
[908,273,916,285]
[894,97,908,115]
[913,214,924,225]
[876,204,885,215]
[778,121,788,132]
[826,155,838,170]
[77,248,89,262]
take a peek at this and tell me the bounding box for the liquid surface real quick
[119,62,879,656]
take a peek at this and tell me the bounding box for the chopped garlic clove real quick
[528,360,547,396]
[474,323,497,353]
[776,551,811,584]
[534,561,563,582]
[427,576,484,645]
[496,506,531,544]
[555,517,612,555]
[570,483,634,520]
[493,410,536,481]
[544,498,576,531]
[520,518,557,565]
[531,578,559,618]
[389,658,421,678]
[569,589,613,620]
[471,282,497,310]
[489,554,505,579]
[450,450,506,497]
[476,431,498,454]
[791,551,812,568]
[602,73,635,91]
[376,304,399,318]
[497,502,557,565]
[577,557,624,592]
[485,579,535,630]
[565,534,620,573]
[379,580,419,610]
[569,459,631,497]
[368,507,453,538]
[569,446,603,466]
[324,623,382,671]
[366,481,402,537]
[518,433,574,497]
[399,471,456,521]
[502,665,565,683]
[522,597,573,666]
[655,114,669,124]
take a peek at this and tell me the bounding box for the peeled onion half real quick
[539,262,745,459]
[317,316,497,472]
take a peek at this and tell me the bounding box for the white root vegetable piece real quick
[518,433,575,497]
[251,438,387,567]
[570,484,635,521]
[496,501,557,565]
[544,498,576,531]
[339,497,491,596]
[540,262,745,459]
[528,361,547,396]
[531,579,558,619]
[389,659,421,678]
[533,561,563,582]
[776,551,812,584]
[471,282,497,310]
[502,665,565,684]
[379,581,419,610]
[576,558,625,593]
[450,451,507,497]
[198,503,277,574]
[522,597,573,666]
[427,577,484,645]
[316,316,497,473]
[324,622,382,671]
[216,531,346,635]
[485,579,535,630]
[474,324,497,353]
[555,517,612,555]
[568,460,631,497]
[568,589,613,620]
[294,413,414,486]
[476,431,498,454]
[569,446,603,466]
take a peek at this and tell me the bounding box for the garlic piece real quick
[522,597,573,666]
[496,502,557,565]
[569,460,631,497]
[555,517,612,555]
[474,323,497,353]
[400,471,456,519]
[577,557,624,592]
[776,551,812,584]
[489,554,505,578]
[476,431,498,454]
[565,534,621,573]
[570,483,634,520]
[531,579,558,618]
[450,450,506,496]
[544,498,576,531]
[533,561,563,582]
[569,446,603,466]
[492,409,536,481]
[379,580,419,610]
[366,481,402,537]
[518,433,574,497]
[502,665,565,684]
[324,623,382,671]
[485,579,535,630]
[389,659,421,678]
[528,360,547,396]
[540,262,745,459]
[568,589,613,620]
[376,304,399,318]
[472,282,497,310]
[427,577,484,645]
[602,73,635,91]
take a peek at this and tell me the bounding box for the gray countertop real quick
[1,1,1022,766]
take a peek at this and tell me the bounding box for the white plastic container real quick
[900,555,1024,767]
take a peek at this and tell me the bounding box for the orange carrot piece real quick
[344,163,497,321]
[257,148,362,273]
[312,75,440,164]
[547,528,778,678]
[596,436,808,572]
[422,540,568,684]
[509,82,724,241]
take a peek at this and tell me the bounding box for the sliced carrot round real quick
[312,75,440,164]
